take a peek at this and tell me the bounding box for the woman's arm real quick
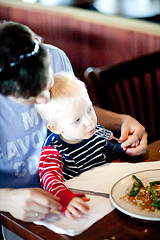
[94,106,147,156]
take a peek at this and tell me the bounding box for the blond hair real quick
[35,72,89,125]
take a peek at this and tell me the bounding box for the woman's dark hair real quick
[0,21,50,98]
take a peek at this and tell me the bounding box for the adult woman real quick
[0,20,147,224]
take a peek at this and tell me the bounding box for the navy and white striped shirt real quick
[41,124,113,180]
[39,124,125,211]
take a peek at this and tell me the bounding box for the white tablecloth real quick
[34,161,160,236]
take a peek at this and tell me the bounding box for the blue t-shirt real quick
[0,44,73,188]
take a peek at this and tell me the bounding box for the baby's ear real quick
[47,123,61,134]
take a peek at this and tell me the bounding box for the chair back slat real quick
[84,52,160,143]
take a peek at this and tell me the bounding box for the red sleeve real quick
[39,146,84,212]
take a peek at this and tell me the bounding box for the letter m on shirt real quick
[22,108,39,131]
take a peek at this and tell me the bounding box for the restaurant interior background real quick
[0,0,160,143]
[1,0,160,81]
[1,0,159,85]
[23,0,160,21]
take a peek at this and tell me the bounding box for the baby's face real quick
[58,97,97,144]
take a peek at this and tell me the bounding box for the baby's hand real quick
[110,132,140,152]
[65,196,90,219]
[121,134,140,151]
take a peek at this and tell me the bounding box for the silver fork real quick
[95,128,122,142]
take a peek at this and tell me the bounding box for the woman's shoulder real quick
[43,43,74,73]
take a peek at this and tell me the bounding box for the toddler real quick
[35,72,125,219]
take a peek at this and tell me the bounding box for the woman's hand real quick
[120,116,148,156]
[65,196,90,219]
[1,188,62,222]
[94,107,148,157]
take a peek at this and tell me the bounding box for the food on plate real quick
[120,175,160,212]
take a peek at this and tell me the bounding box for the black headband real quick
[0,39,40,80]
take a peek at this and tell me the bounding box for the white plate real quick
[110,169,160,221]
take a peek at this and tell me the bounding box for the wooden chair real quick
[84,52,160,144]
